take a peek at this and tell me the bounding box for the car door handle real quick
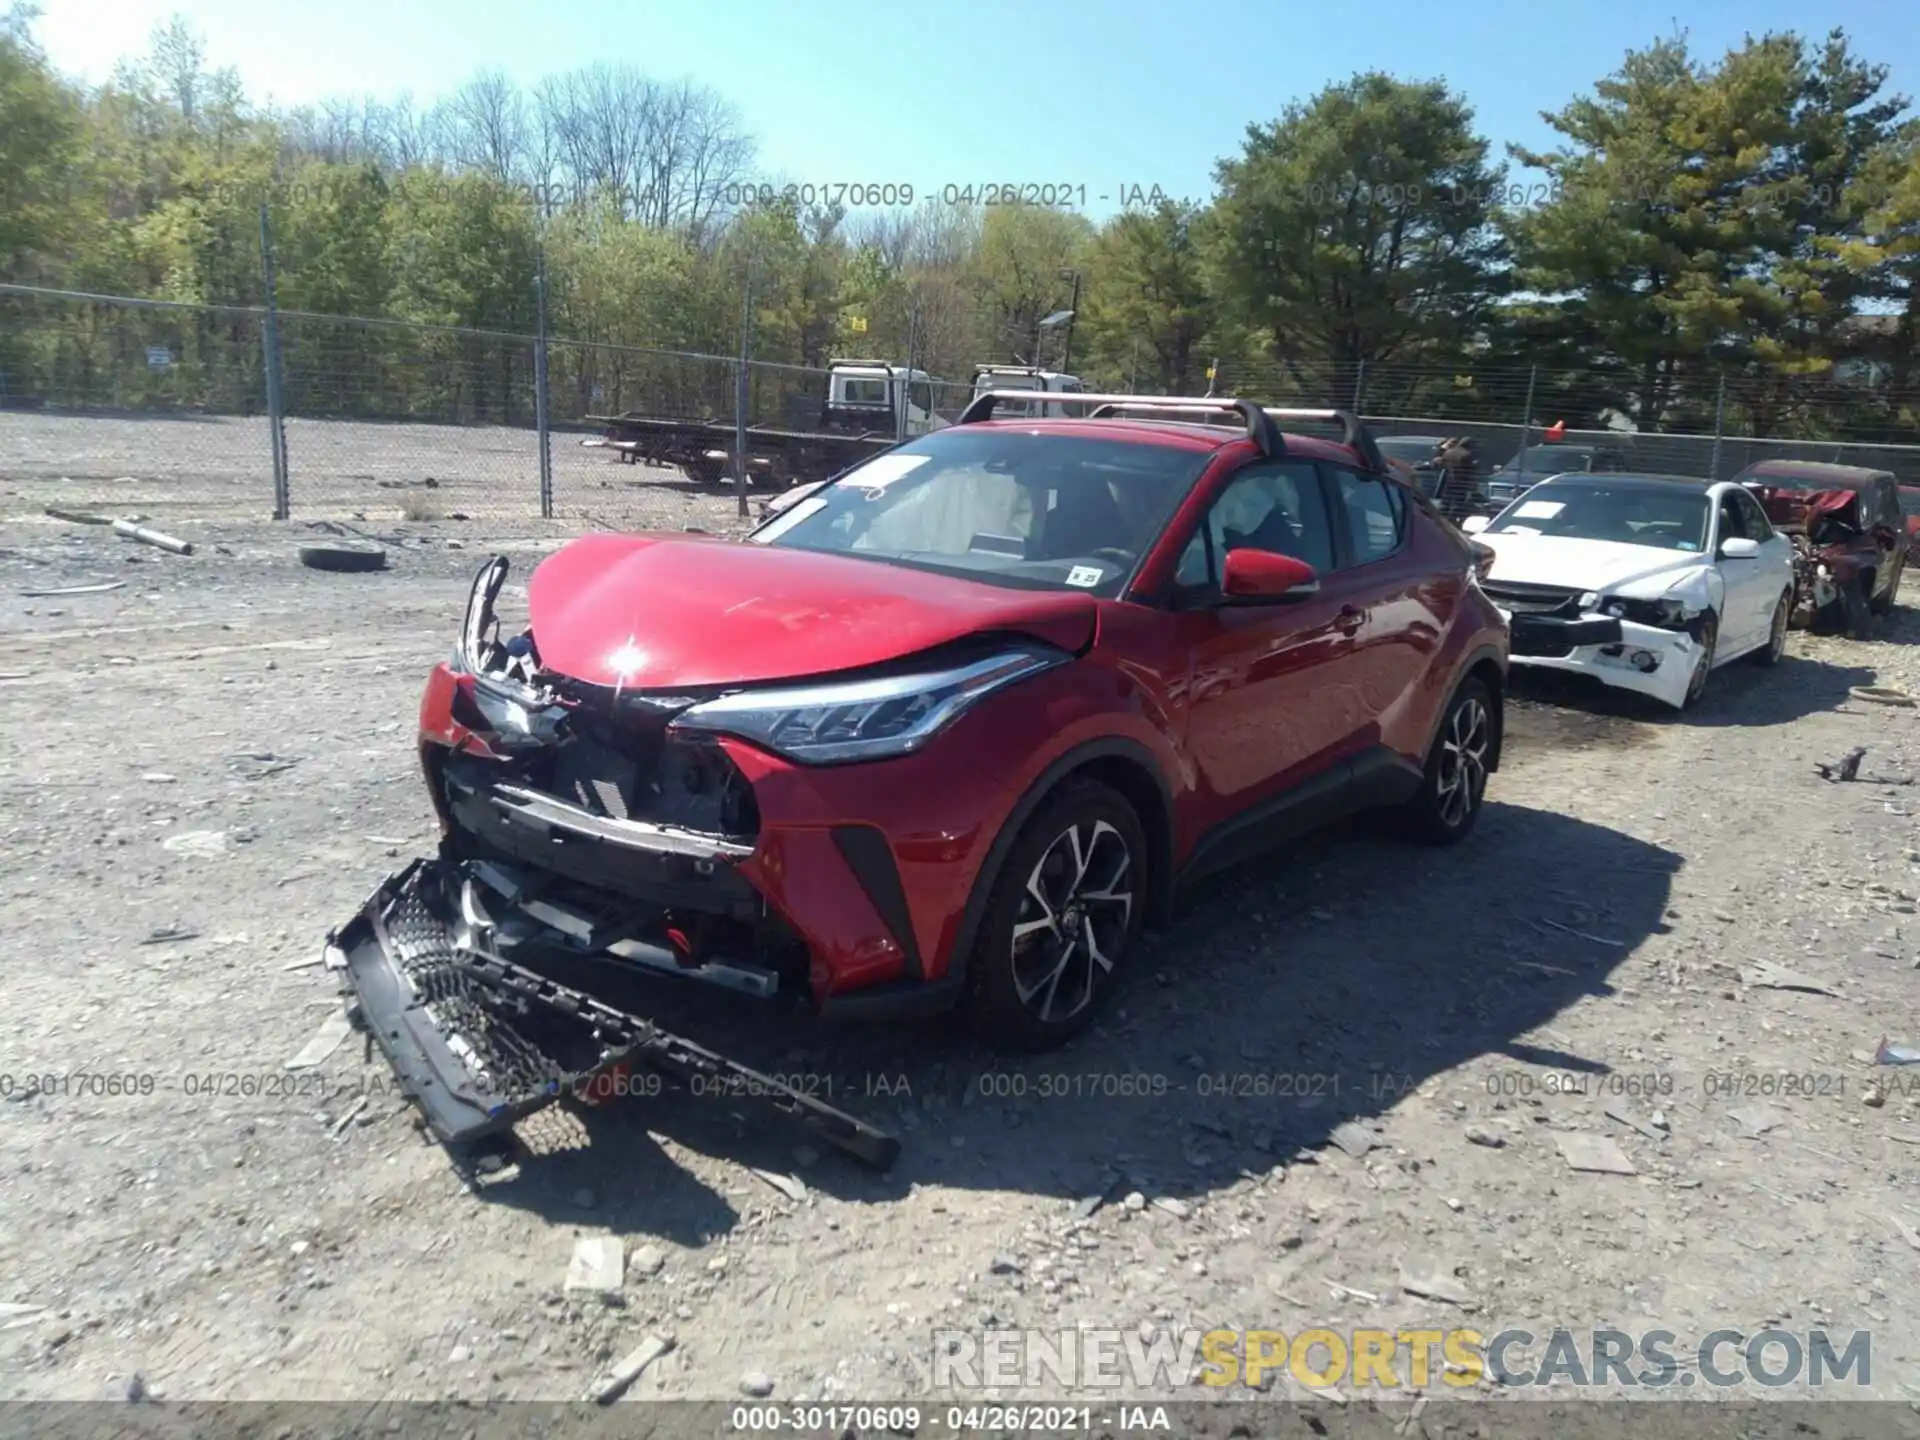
[1333,605,1364,635]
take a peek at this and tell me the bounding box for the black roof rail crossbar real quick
[1262,407,1386,473]
[958,390,1281,456]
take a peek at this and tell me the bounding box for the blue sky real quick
[31,0,1920,220]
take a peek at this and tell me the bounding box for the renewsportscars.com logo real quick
[932,1326,1873,1392]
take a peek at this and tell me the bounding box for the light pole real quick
[1059,269,1080,374]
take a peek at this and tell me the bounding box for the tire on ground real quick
[298,543,388,573]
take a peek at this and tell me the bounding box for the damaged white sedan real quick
[1462,473,1798,710]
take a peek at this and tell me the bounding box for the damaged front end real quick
[1484,572,1711,710]
[426,556,803,1004]
[1752,486,1866,629]
[327,555,901,1168]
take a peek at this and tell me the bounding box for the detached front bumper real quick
[1503,610,1699,709]
[324,856,901,1167]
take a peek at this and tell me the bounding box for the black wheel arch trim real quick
[935,736,1176,996]
[1420,642,1507,774]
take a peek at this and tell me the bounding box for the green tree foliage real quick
[2,9,1915,446]
[1210,74,1510,390]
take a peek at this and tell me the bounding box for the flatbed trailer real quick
[582,414,904,490]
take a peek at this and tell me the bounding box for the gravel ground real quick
[0,410,747,525]
[3,484,1920,1420]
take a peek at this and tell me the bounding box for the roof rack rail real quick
[958,391,1282,456]
[1261,408,1385,473]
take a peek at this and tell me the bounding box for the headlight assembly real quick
[1599,595,1688,629]
[668,645,1070,764]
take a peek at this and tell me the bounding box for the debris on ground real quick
[18,581,126,597]
[1463,1125,1506,1149]
[1555,1133,1638,1175]
[1850,685,1917,708]
[112,518,193,555]
[1328,1121,1377,1158]
[161,830,227,857]
[1817,746,1914,785]
[587,1333,675,1404]
[284,1012,352,1070]
[564,1237,625,1299]
[1877,1037,1920,1065]
[750,1169,808,1202]
[738,1372,776,1398]
[1398,1258,1476,1307]
[139,926,198,945]
[1603,1102,1667,1141]
[1741,960,1839,995]
[1728,1105,1786,1139]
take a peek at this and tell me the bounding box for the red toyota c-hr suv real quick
[394,396,1508,1054]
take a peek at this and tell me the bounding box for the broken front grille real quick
[381,873,596,1102]
[1482,580,1585,617]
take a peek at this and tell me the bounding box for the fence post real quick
[898,307,918,442]
[734,274,752,518]
[1513,365,1539,478]
[534,259,553,519]
[1708,375,1727,481]
[1351,359,1366,414]
[257,203,289,520]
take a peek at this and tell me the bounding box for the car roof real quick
[956,416,1366,466]
[1532,471,1714,491]
[1734,459,1893,488]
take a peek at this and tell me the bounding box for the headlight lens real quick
[1601,596,1687,628]
[468,675,568,746]
[669,645,1069,764]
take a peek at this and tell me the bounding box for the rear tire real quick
[1401,678,1494,845]
[1748,591,1791,666]
[963,779,1147,1054]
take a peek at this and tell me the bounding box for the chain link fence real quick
[4,281,1917,528]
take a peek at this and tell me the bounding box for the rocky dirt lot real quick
[3,475,1920,1424]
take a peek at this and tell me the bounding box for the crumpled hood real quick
[1480,533,1705,595]
[525,532,1097,689]
[1749,486,1859,532]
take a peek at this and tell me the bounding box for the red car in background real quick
[1901,485,1920,567]
[339,396,1508,1094]
[1732,460,1907,636]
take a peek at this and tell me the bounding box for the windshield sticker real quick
[848,453,931,494]
[1065,565,1104,588]
[1513,499,1565,519]
[1676,541,1699,550]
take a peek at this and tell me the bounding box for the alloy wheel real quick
[1009,819,1134,1024]
[1434,697,1490,831]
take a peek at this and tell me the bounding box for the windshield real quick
[750,428,1209,597]
[1484,481,1712,552]
[1376,439,1439,464]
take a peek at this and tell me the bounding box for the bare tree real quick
[437,68,526,183]
[636,79,753,233]
[373,92,441,169]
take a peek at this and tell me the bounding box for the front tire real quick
[1748,591,1791,666]
[1402,678,1494,845]
[1677,611,1718,710]
[1869,567,1895,617]
[963,779,1147,1054]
